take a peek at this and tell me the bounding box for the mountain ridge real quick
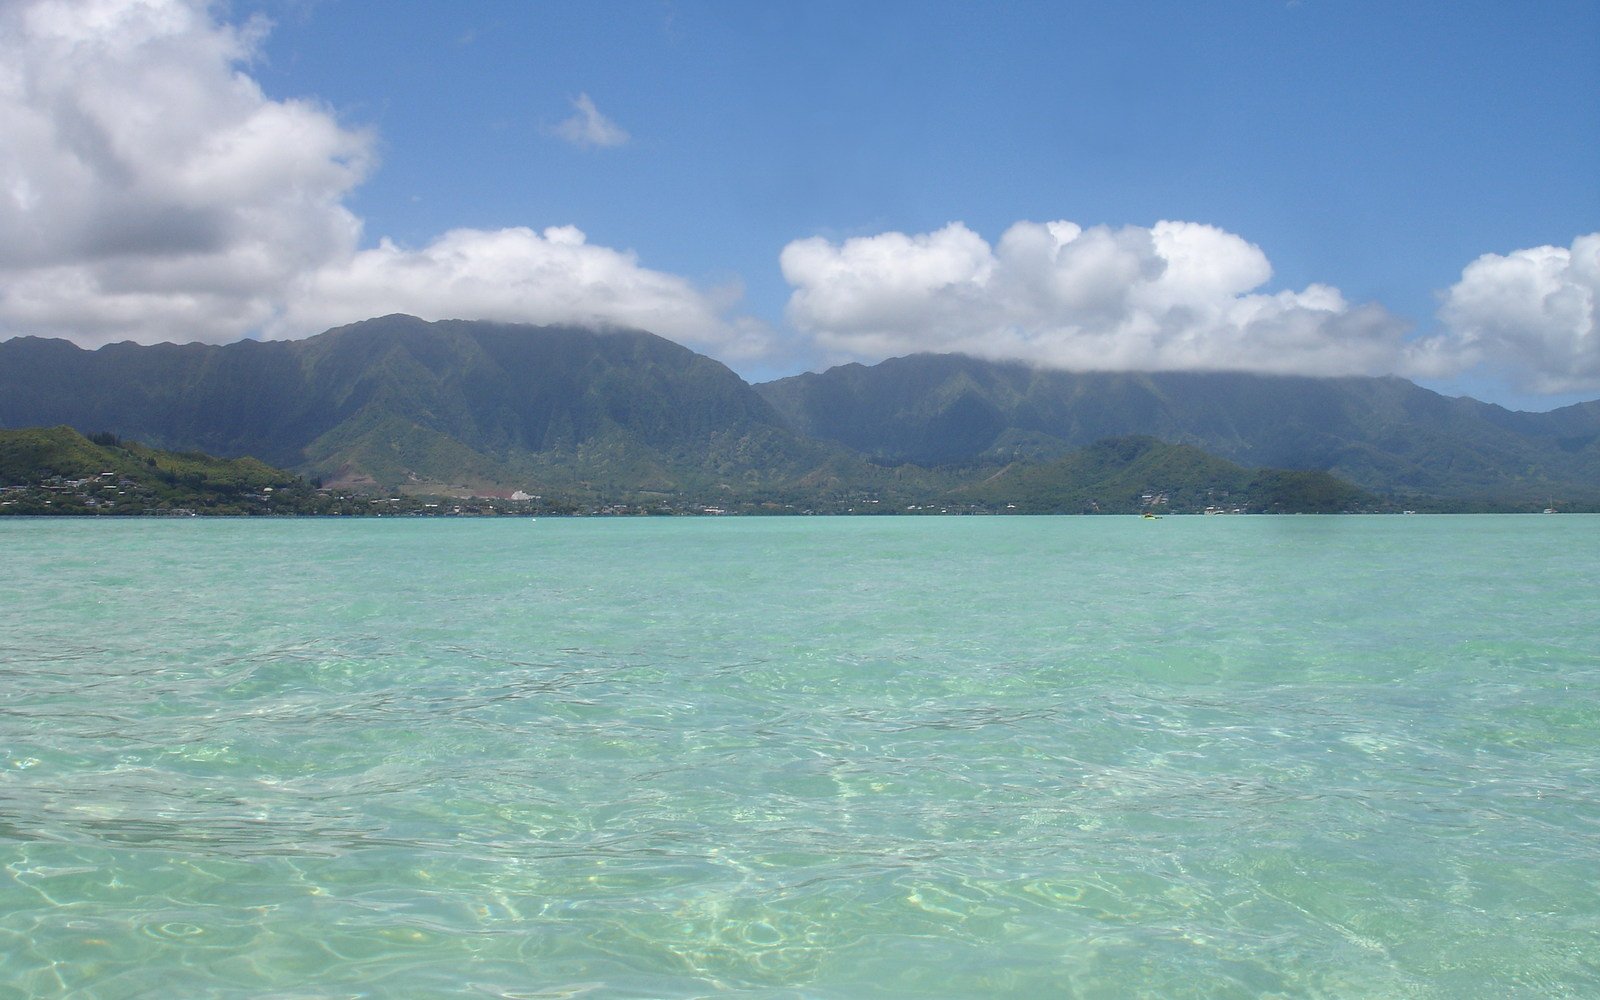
[0,315,858,499]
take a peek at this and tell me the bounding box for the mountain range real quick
[757,354,1600,505]
[3,313,1597,511]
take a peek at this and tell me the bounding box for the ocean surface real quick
[1,515,1597,999]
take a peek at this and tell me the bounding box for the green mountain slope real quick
[0,426,1382,516]
[961,436,1379,513]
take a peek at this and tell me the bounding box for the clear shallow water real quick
[1,515,1597,999]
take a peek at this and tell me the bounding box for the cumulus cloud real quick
[1434,233,1599,393]
[781,220,1416,377]
[553,93,630,149]
[3,1,1590,398]
[273,225,774,359]
[0,0,757,358]
[0,0,371,345]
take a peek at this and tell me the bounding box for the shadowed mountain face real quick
[0,315,837,494]
[755,353,1600,501]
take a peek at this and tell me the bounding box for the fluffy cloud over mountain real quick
[273,225,772,359]
[781,220,1420,378]
[0,0,756,356]
[1437,233,1600,393]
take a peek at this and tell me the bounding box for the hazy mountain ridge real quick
[755,353,1600,503]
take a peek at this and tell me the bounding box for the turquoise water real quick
[1,515,1597,998]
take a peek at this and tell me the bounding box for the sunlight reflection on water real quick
[1,516,1597,997]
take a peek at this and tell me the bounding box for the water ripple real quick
[1,516,1597,997]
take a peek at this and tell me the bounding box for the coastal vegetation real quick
[954,436,1377,514]
[1,425,1384,516]
[0,426,578,516]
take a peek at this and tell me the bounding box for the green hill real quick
[961,436,1379,514]
[0,426,324,514]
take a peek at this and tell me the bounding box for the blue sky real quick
[3,0,1597,408]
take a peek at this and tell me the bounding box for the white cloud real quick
[0,0,370,345]
[273,225,774,359]
[781,219,1415,377]
[0,0,760,358]
[1,0,1590,400]
[553,93,630,149]
[1434,233,1600,394]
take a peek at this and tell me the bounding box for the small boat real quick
[1141,511,1160,520]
